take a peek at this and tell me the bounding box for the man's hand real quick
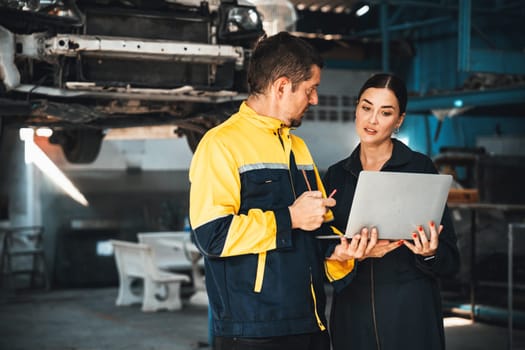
[289,191,336,231]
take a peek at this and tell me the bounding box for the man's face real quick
[280,65,321,127]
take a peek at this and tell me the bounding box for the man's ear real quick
[272,76,290,98]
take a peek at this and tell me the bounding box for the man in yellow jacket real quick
[189,31,375,350]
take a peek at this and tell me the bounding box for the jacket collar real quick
[343,138,413,177]
[238,101,290,136]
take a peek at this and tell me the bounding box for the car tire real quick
[182,102,240,152]
[185,130,203,153]
[50,129,104,164]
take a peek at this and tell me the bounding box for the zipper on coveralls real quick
[253,127,292,293]
[310,267,326,330]
[278,128,326,331]
[279,127,325,330]
[371,260,381,349]
[277,126,297,199]
[252,127,297,293]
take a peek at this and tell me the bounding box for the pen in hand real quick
[301,169,337,199]
[301,169,312,191]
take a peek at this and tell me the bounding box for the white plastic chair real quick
[137,232,208,307]
[183,240,208,306]
[137,231,192,272]
[110,240,190,312]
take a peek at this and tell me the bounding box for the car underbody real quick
[0,0,264,162]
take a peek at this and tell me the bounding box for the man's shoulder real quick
[205,113,244,137]
[198,113,259,153]
[290,133,307,145]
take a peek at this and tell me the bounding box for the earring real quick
[394,126,400,134]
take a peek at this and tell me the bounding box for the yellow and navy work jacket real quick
[189,102,355,338]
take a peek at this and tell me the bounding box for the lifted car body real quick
[0,0,264,162]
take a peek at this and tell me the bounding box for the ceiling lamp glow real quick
[355,4,370,17]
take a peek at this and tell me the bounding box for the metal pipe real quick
[470,208,476,321]
[353,16,451,38]
[380,1,389,72]
[507,223,525,350]
[508,223,513,350]
[458,0,471,72]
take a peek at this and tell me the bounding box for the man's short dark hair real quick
[247,31,324,95]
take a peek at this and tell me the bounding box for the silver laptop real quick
[319,171,452,240]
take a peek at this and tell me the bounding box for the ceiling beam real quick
[407,85,525,113]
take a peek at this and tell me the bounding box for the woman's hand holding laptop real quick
[402,220,443,258]
[328,221,444,262]
[328,226,403,262]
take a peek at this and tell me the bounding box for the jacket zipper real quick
[310,267,326,331]
[253,128,292,293]
[277,127,297,199]
[252,127,297,293]
[371,260,381,349]
[280,127,324,330]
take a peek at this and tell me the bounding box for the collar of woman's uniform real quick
[343,138,413,175]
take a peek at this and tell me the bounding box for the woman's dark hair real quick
[247,31,324,95]
[357,73,408,114]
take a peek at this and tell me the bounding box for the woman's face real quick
[355,87,405,146]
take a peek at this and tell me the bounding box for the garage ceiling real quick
[285,0,525,113]
[288,0,525,14]
[288,0,525,36]
[287,0,525,70]
[290,0,358,12]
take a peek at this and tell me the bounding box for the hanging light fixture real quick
[354,2,370,17]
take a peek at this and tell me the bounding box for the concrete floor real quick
[1,286,524,350]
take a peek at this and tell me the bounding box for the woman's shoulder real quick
[324,156,352,183]
[327,157,349,171]
[411,149,433,163]
[393,139,437,173]
[327,145,360,171]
